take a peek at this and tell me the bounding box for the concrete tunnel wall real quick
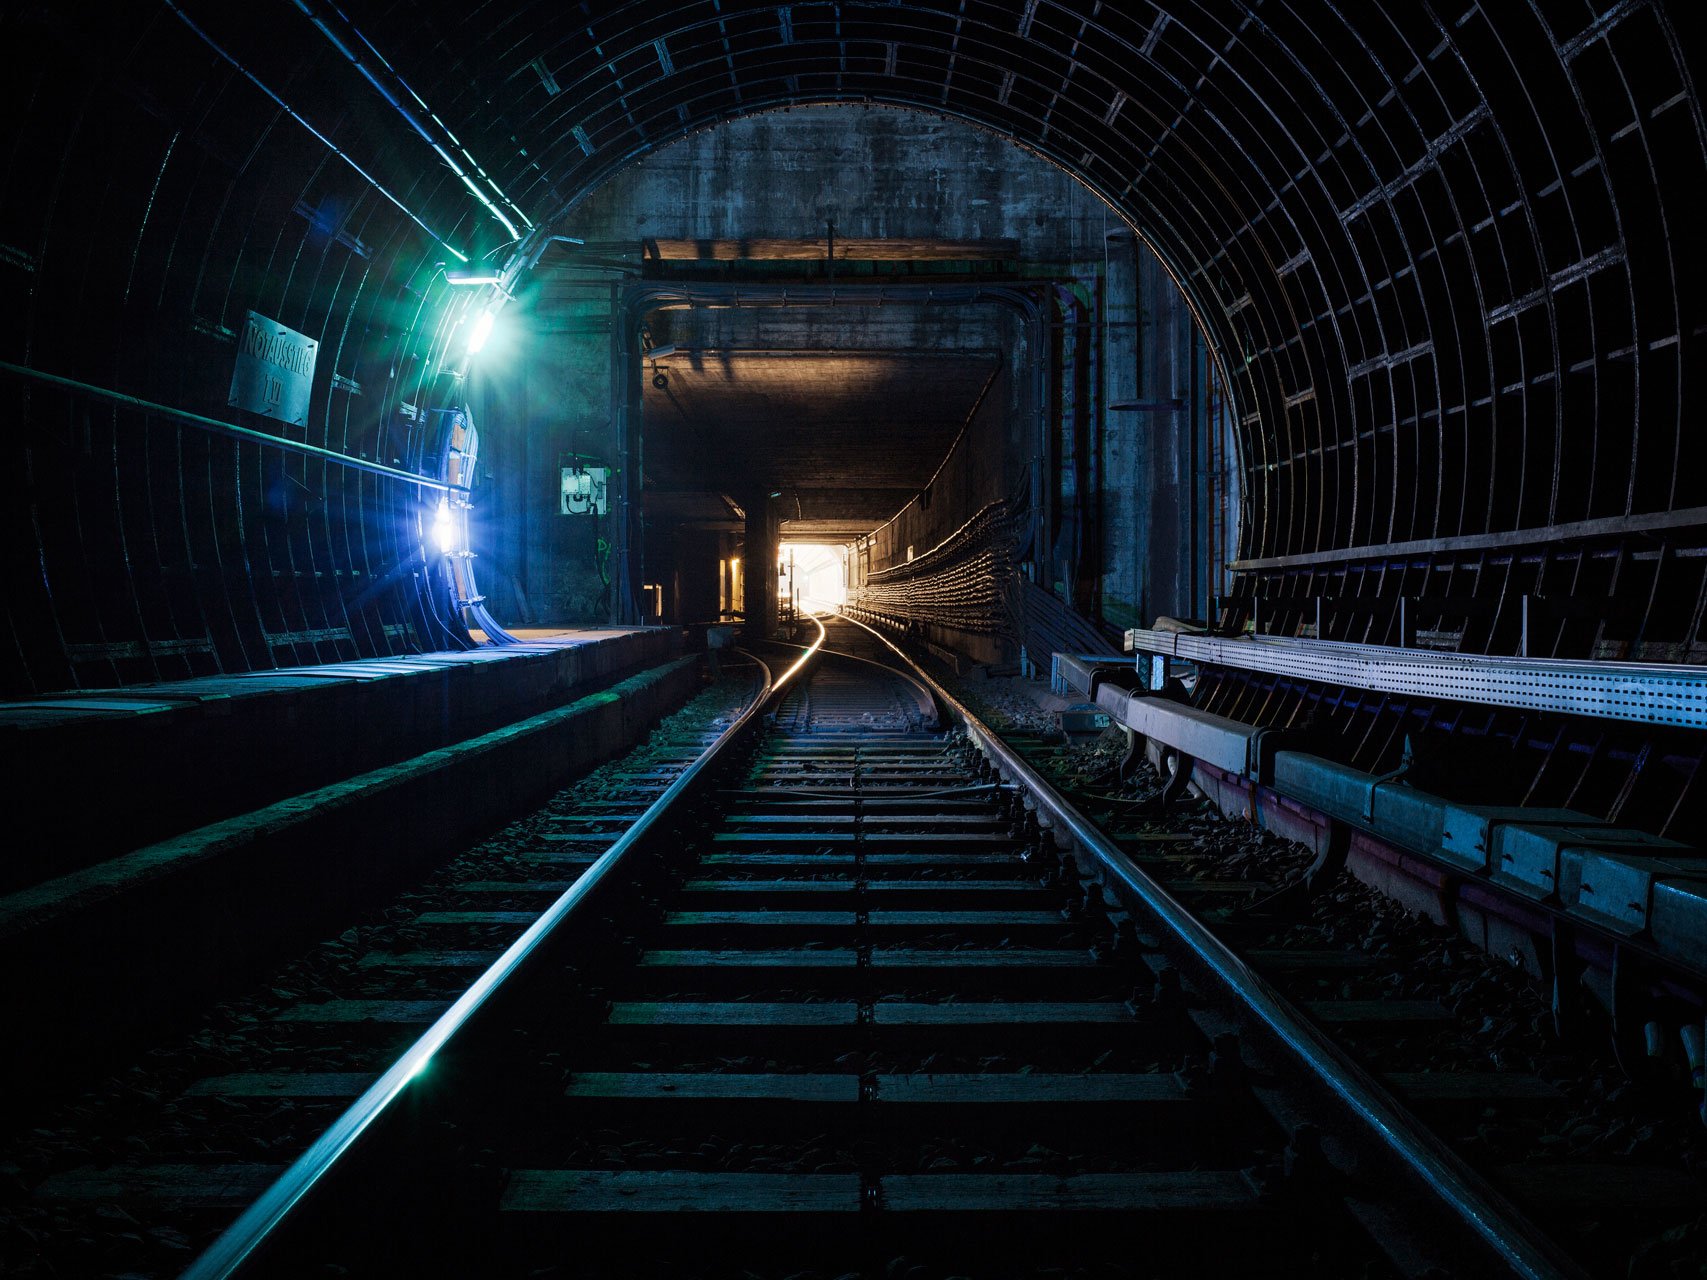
[468,105,1212,641]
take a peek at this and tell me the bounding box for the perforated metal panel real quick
[1127,629,1707,728]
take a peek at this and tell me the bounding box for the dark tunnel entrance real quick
[465,105,1236,667]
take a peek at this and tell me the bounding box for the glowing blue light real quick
[432,497,456,554]
[466,308,496,356]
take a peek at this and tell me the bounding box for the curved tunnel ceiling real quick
[429,0,1707,561]
[3,2,1703,690]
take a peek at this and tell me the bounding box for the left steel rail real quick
[180,617,825,1280]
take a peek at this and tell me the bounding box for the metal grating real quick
[1127,628,1707,728]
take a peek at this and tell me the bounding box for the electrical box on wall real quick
[560,466,610,515]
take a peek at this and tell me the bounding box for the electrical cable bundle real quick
[846,502,1020,637]
[847,498,1123,663]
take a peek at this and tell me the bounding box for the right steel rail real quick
[841,613,1586,1280]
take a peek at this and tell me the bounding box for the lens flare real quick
[465,308,496,356]
[432,497,456,554]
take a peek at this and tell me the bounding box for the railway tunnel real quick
[4,2,1707,1277]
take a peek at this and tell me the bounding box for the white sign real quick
[561,466,610,515]
[228,311,317,426]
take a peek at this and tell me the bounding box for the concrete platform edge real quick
[1,655,702,938]
[0,654,704,1096]
[3,628,683,886]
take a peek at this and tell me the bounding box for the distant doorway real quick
[782,544,848,612]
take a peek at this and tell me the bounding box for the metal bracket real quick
[1117,726,1145,780]
[1159,747,1197,809]
[1247,725,1330,788]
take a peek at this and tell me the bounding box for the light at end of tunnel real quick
[432,497,456,554]
[466,308,497,356]
[781,543,848,609]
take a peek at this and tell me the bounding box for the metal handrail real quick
[838,612,1583,1280]
[0,360,469,494]
[181,616,825,1279]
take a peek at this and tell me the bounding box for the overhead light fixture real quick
[466,308,496,356]
[769,490,783,499]
[446,270,504,285]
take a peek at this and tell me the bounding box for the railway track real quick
[3,672,754,1278]
[149,616,1620,1279]
[976,712,1707,1279]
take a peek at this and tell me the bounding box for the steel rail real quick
[764,631,940,727]
[0,360,470,494]
[180,617,826,1280]
[838,613,1584,1280]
